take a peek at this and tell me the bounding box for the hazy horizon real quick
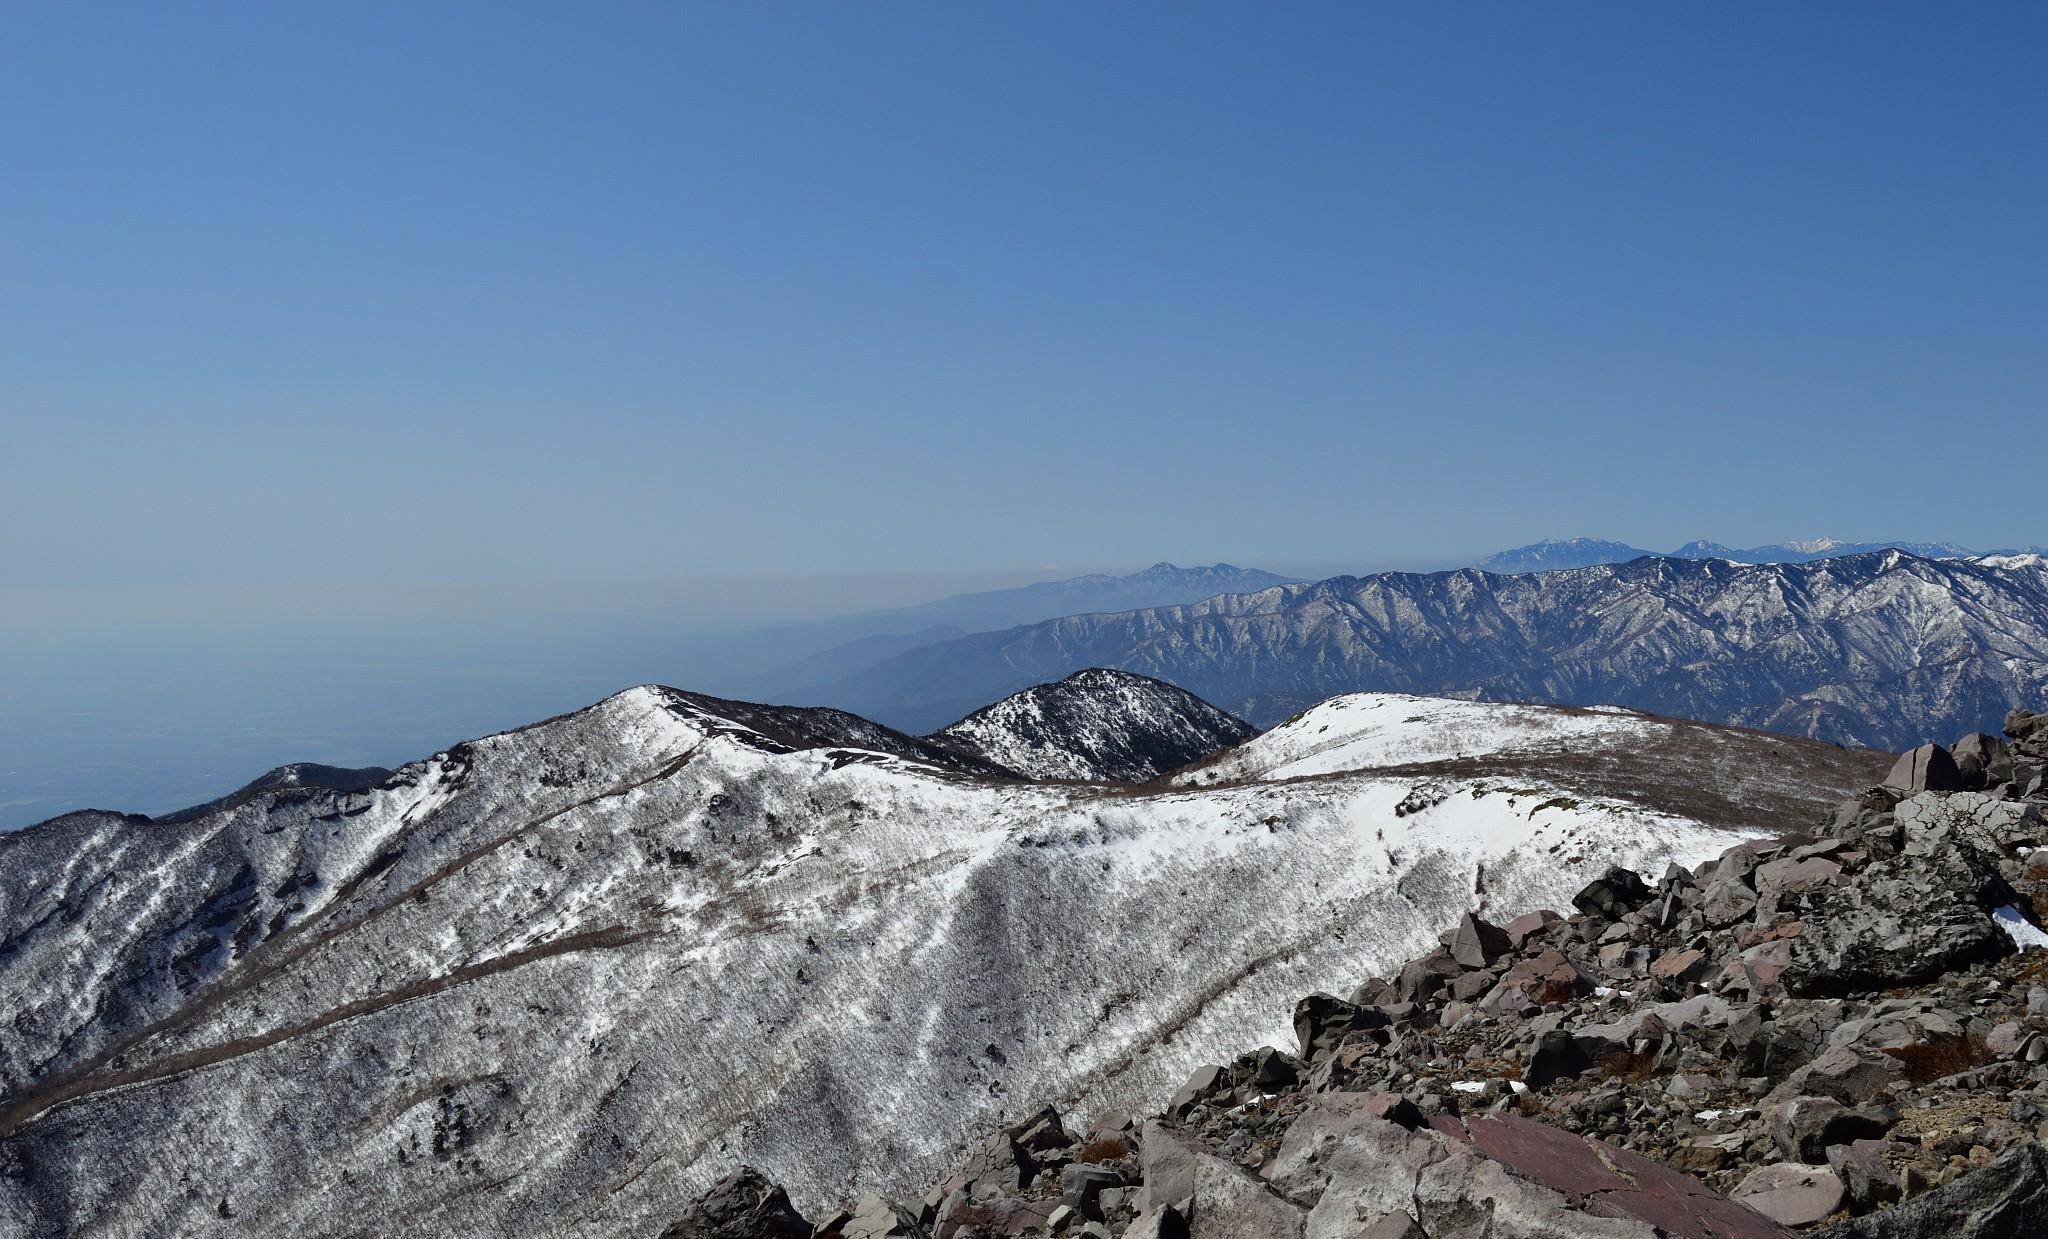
[8,4,2047,825]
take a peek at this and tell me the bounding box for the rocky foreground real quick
[679,711,2048,1239]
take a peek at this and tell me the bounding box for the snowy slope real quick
[0,686,1885,1237]
[929,668,1254,781]
[1182,694,1658,783]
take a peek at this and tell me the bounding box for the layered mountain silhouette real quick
[786,551,2048,747]
[1477,536,2041,574]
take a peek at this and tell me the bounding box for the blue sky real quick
[5,2,2045,606]
[4,4,2046,825]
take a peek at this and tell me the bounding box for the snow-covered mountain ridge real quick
[0,683,1886,1236]
[806,551,2048,748]
[1479,536,2043,574]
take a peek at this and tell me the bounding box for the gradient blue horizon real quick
[6,3,2043,593]
[5,4,2045,827]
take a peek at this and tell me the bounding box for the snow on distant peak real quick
[1173,693,1657,786]
[1976,553,2048,570]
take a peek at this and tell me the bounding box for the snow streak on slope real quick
[0,686,1881,1238]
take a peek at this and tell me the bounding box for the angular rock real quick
[1650,947,1712,984]
[1494,949,1596,1006]
[1826,1139,1905,1211]
[1293,992,1387,1064]
[1356,1213,1428,1239]
[1775,1047,1904,1106]
[1504,908,1565,948]
[1394,949,1465,1004]
[835,1194,923,1239]
[1820,1141,2048,1238]
[1703,879,1762,927]
[1951,733,2013,790]
[1763,1095,1893,1162]
[1125,1204,1191,1239]
[1525,1028,1598,1089]
[1447,912,1513,969]
[1010,1106,1072,1153]
[2006,708,2048,745]
[1882,744,1963,794]
[1574,866,1655,919]
[660,1166,811,1239]
[1785,847,2013,996]
[1168,1065,1230,1120]
[1137,1122,1304,1234]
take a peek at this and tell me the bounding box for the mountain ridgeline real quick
[1476,536,2040,575]
[0,677,1889,1237]
[793,551,2048,749]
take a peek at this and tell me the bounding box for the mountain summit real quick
[929,668,1254,782]
[0,682,1884,1234]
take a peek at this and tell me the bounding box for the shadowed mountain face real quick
[154,762,394,825]
[0,682,1883,1236]
[797,552,2048,749]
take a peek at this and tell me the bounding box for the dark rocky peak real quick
[153,761,394,825]
[653,687,1022,778]
[925,669,1255,783]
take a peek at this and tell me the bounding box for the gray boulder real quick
[1734,1163,1846,1228]
[1952,733,2014,790]
[1882,744,1963,793]
[1825,1139,1905,1211]
[1525,1028,1598,1088]
[1763,1095,1893,1162]
[1785,847,2012,996]
[1817,1141,2048,1238]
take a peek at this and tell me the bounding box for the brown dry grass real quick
[1601,1050,1661,1083]
[1078,1135,1130,1163]
[1884,1036,1992,1084]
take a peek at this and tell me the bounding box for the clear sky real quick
[6,2,2046,605]
[4,3,2047,825]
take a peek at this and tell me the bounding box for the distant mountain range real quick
[1477,536,2041,574]
[781,550,2048,748]
[690,562,1290,688]
[715,562,1295,699]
